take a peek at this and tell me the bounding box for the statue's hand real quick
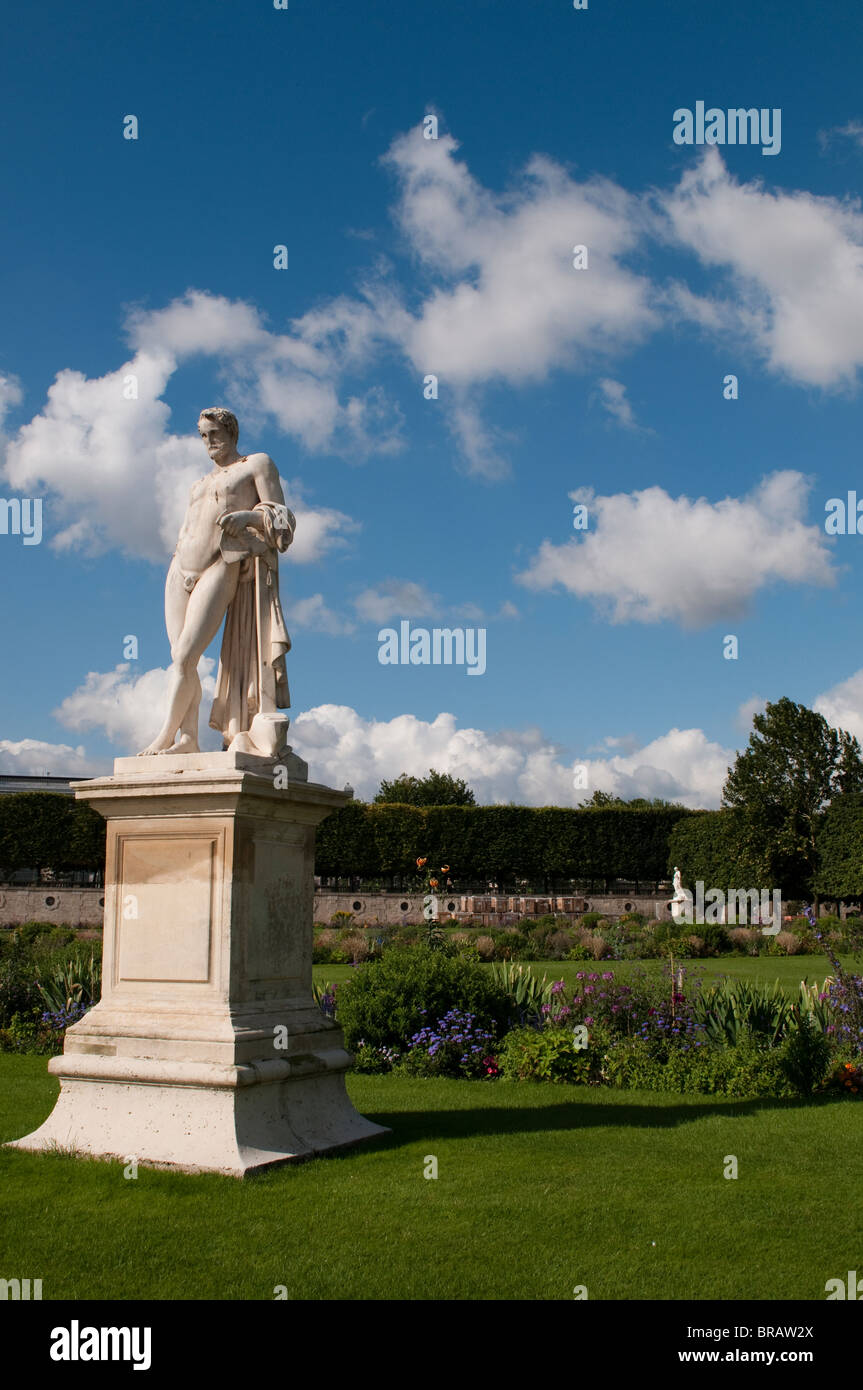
[218,510,257,538]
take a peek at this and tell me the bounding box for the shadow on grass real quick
[342,1091,846,1154]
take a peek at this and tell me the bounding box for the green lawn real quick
[1,1053,860,1301]
[314,953,857,994]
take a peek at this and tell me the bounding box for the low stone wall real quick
[314,891,674,926]
[1,886,673,931]
[0,886,105,928]
[3,885,851,931]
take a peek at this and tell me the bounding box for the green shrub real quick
[579,912,605,932]
[778,1010,832,1096]
[603,1037,795,1097]
[0,959,42,1028]
[635,926,663,959]
[351,1041,401,1074]
[334,947,513,1052]
[0,1011,60,1055]
[566,944,592,961]
[650,921,690,951]
[13,921,61,945]
[0,922,78,956]
[698,923,730,955]
[497,1025,605,1084]
[488,928,532,960]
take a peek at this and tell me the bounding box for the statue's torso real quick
[175,459,261,572]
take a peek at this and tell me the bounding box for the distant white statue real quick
[669,866,689,923]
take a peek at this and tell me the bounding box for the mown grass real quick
[1,1053,860,1301]
[313,954,858,993]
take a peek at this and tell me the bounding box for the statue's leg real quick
[163,576,203,750]
[139,559,239,755]
[139,561,189,754]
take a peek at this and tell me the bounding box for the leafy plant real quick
[778,1007,831,1095]
[312,979,337,1019]
[34,950,101,1014]
[491,960,556,1023]
[603,1036,795,1097]
[351,1040,401,1073]
[693,979,792,1047]
[334,947,512,1052]
[497,1024,607,1084]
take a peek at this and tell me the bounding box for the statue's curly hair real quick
[197,407,239,445]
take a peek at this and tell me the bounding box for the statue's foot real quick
[166,733,199,754]
[137,735,174,756]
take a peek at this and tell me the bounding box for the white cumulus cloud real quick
[659,148,863,389]
[814,668,863,745]
[353,580,441,624]
[517,472,835,628]
[289,705,730,807]
[0,738,96,778]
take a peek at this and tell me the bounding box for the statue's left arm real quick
[251,455,295,554]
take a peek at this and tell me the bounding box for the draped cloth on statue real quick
[209,501,295,747]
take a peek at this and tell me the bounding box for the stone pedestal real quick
[8,751,387,1176]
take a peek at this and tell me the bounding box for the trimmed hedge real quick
[667,808,774,890]
[316,803,695,883]
[0,793,105,877]
[3,792,696,887]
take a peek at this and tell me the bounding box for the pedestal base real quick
[6,756,386,1177]
[10,1006,387,1177]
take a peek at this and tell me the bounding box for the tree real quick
[814,793,863,900]
[374,769,476,807]
[579,790,686,810]
[722,696,863,898]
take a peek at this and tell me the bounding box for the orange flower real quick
[429,878,439,888]
[416,857,427,868]
[441,864,450,873]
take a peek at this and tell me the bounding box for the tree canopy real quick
[722,696,863,895]
[373,769,476,807]
[580,790,687,810]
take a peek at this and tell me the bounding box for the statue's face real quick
[199,419,234,464]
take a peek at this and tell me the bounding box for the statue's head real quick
[198,407,239,447]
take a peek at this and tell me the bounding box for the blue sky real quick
[3,0,863,805]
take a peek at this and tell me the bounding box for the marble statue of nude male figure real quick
[139,407,293,756]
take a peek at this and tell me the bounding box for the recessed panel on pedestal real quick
[116,834,217,983]
[245,830,306,986]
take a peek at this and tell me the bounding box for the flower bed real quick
[323,946,863,1099]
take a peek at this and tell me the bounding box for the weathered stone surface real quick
[8,758,386,1177]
